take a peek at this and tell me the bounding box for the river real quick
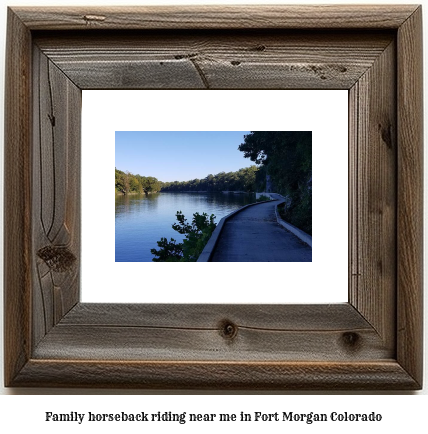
[115,191,256,262]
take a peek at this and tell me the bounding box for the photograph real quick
[115,131,312,262]
[1,1,424,399]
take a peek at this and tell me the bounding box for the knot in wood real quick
[37,245,76,272]
[341,332,360,350]
[83,15,106,23]
[219,320,238,340]
[378,122,393,149]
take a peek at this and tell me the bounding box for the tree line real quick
[115,166,258,194]
[238,131,312,234]
[161,166,258,192]
[115,168,163,194]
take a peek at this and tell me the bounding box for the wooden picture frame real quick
[4,5,423,389]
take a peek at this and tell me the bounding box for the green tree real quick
[149,237,183,262]
[238,132,312,234]
[159,166,258,193]
[129,175,140,193]
[115,169,163,195]
[115,168,127,194]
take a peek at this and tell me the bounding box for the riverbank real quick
[160,190,254,194]
[115,191,160,195]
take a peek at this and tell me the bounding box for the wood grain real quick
[34,31,393,89]
[12,5,419,30]
[396,6,423,387]
[61,303,369,329]
[31,47,81,348]
[33,304,391,362]
[349,40,396,352]
[4,8,32,388]
[12,361,418,390]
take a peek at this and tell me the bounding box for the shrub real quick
[151,211,217,262]
[256,194,272,202]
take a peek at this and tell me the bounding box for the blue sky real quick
[115,131,253,182]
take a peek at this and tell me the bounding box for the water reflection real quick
[115,192,255,262]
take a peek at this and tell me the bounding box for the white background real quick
[82,89,348,303]
[0,0,427,430]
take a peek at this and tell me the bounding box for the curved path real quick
[210,195,312,262]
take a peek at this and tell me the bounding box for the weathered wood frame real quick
[4,5,423,389]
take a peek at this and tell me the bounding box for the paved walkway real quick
[210,196,312,262]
